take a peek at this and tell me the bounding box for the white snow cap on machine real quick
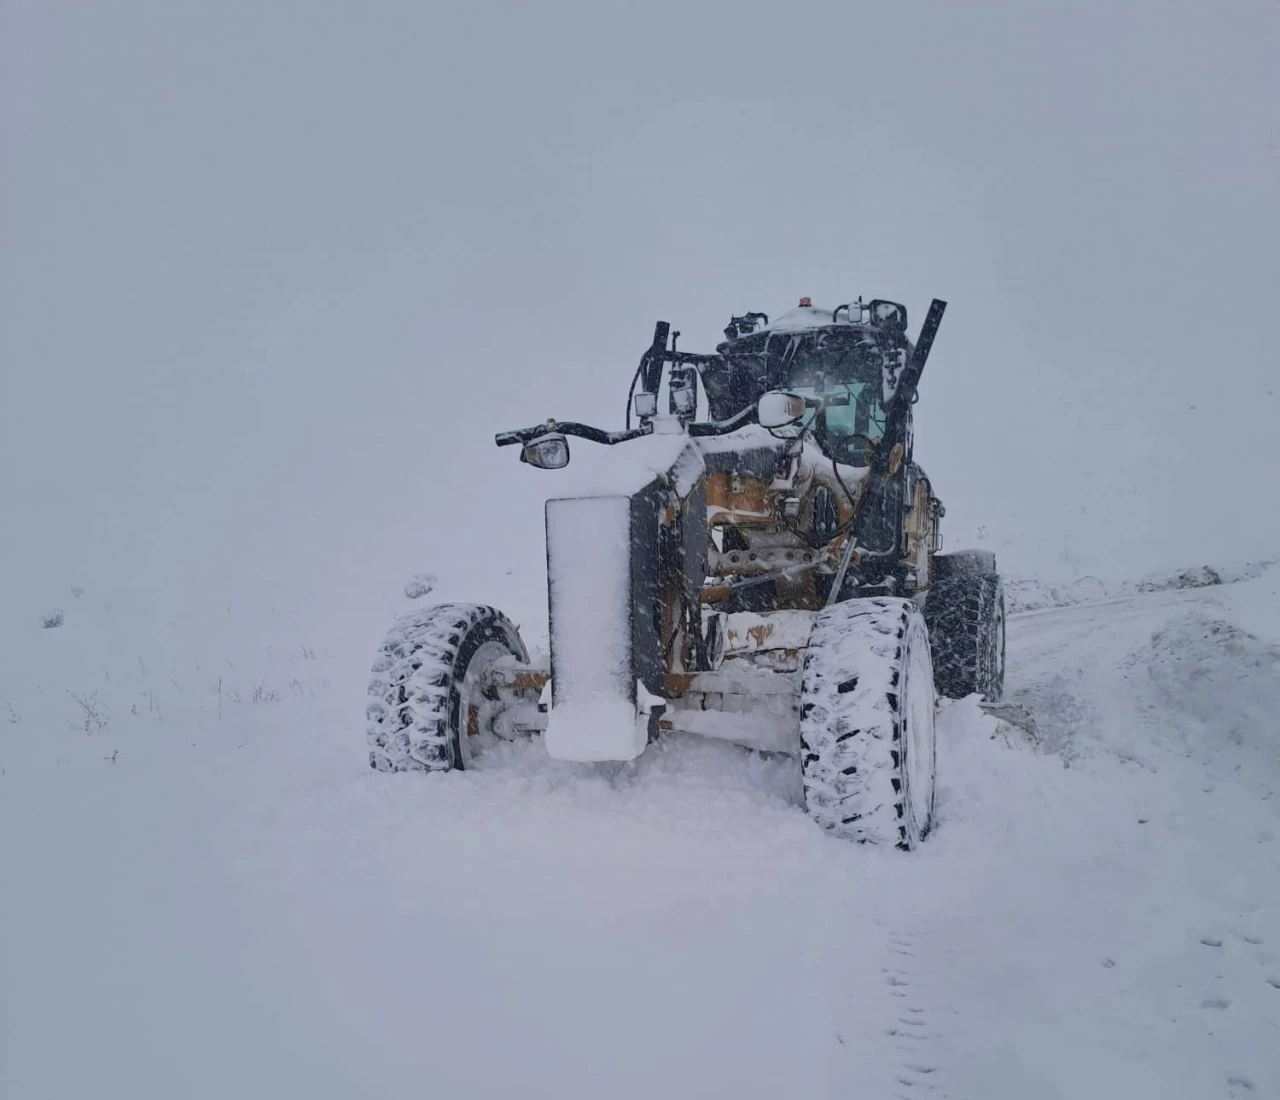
[752,299,834,334]
[545,433,703,498]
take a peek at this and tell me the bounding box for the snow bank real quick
[1139,611,1280,804]
[1005,558,1275,614]
[1128,569,1280,805]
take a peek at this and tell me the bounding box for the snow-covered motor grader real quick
[366,297,1005,848]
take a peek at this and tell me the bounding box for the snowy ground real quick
[2,567,1278,1099]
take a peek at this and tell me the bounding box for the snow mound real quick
[1005,559,1275,615]
[7,569,1280,1097]
[1135,610,1280,806]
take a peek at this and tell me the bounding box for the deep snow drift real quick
[2,565,1278,1099]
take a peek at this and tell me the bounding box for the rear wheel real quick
[932,548,996,581]
[924,567,1005,701]
[366,604,528,772]
[799,598,937,848]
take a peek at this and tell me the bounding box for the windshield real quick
[783,336,886,466]
[701,327,894,464]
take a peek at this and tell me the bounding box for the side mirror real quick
[521,432,570,470]
[633,392,658,419]
[757,391,807,429]
[869,299,908,331]
[669,365,698,420]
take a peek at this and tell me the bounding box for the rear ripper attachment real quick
[365,294,1006,847]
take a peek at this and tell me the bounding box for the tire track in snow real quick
[875,916,952,1098]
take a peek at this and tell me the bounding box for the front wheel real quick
[799,598,937,849]
[366,603,528,772]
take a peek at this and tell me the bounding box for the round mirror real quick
[521,433,570,470]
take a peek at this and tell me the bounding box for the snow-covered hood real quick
[540,432,705,499]
[537,423,866,504]
[695,425,794,481]
[697,425,870,487]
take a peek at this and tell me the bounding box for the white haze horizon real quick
[3,1,1278,641]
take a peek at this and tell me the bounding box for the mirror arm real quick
[496,422,653,448]
[561,422,654,446]
[495,427,537,446]
[686,404,757,437]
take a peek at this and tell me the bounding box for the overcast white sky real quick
[3,1,1278,625]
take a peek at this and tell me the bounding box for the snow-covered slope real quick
[3,566,1277,1099]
